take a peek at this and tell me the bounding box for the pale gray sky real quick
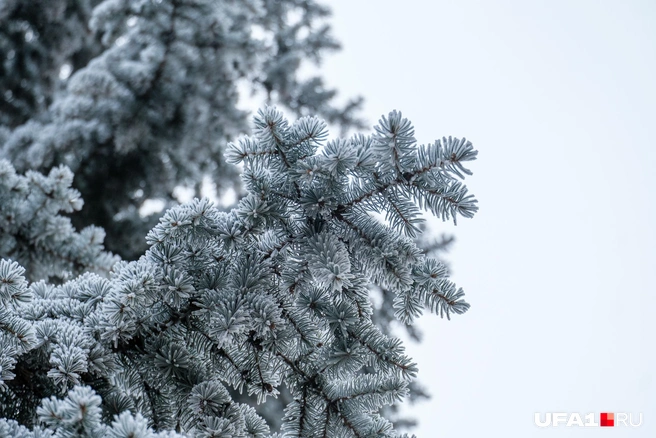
[322,0,655,436]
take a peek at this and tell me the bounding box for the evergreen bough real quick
[0,107,477,437]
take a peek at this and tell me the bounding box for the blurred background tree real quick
[0,0,364,261]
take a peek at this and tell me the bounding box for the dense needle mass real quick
[0,107,477,437]
[0,1,479,436]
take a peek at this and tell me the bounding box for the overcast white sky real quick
[320,1,655,436]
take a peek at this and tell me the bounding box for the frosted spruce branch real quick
[0,107,477,437]
[0,160,118,282]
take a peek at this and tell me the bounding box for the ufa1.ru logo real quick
[534,412,642,427]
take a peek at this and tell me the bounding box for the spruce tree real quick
[0,2,479,436]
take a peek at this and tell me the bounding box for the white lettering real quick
[629,413,643,427]
[567,413,584,427]
[534,413,551,427]
[552,413,567,426]
[617,413,628,426]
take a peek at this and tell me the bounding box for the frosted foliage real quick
[0,109,477,437]
[0,0,364,260]
[0,160,119,282]
[0,0,104,128]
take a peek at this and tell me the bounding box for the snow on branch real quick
[0,107,477,437]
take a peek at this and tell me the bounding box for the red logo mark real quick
[600,413,614,427]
